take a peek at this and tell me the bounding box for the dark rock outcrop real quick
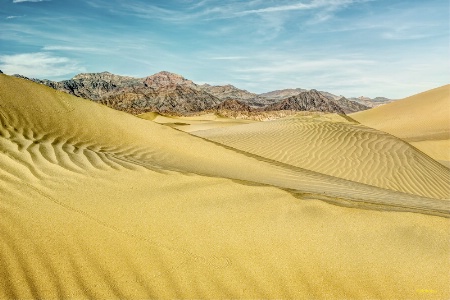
[264,89,345,113]
[99,84,221,115]
[215,99,251,112]
[334,97,370,113]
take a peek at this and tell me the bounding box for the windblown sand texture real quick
[0,74,449,299]
[351,85,450,167]
[194,114,449,200]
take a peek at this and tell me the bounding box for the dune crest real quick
[194,114,449,200]
[352,84,450,166]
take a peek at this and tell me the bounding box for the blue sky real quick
[0,0,448,98]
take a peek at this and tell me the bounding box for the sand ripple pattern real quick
[195,116,450,200]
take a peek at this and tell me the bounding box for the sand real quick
[194,114,449,200]
[351,84,450,167]
[0,74,449,299]
[139,112,257,132]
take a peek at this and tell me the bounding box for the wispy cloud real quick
[93,0,367,23]
[0,52,84,78]
[381,25,441,40]
[42,45,106,53]
[236,1,331,15]
[209,56,247,60]
[13,0,49,3]
[234,58,375,74]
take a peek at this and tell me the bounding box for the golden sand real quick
[194,114,449,199]
[0,75,449,299]
[138,111,257,132]
[352,84,450,167]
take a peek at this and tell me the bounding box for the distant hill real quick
[12,71,371,115]
[199,84,257,100]
[334,97,370,113]
[264,89,345,114]
[349,96,394,107]
[259,88,308,100]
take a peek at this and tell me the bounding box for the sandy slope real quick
[139,112,256,132]
[194,114,450,200]
[351,84,450,166]
[0,74,449,299]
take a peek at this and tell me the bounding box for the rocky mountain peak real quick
[199,84,257,100]
[72,71,136,83]
[259,88,308,101]
[264,89,345,113]
[144,71,195,88]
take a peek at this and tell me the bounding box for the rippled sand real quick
[352,84,450,167]
[0,74,449,299]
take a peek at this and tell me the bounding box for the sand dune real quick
[194,114,449,200]
[352,84,450,166]
[1,74,449,299]
[138,111,256,132]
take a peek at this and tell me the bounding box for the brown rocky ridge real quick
[12,71,372,116]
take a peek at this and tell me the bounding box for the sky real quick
[0,0,448,98]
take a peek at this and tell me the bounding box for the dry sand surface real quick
[139,112,257,132]
[351,85,450,167]
[193,114,449,200]
[0,74,449,299]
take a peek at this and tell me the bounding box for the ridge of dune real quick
[193,114,450,200]
[351,84,450,165]
[138,112,257,132]
[351,84,449,141]
[1,74,449,299]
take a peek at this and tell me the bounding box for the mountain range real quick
[10,71,391,115]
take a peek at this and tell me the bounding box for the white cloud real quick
[236,0,370,16]
[209,56,247,60]
[0,52,84,78]
[42,45,105,53]
[6,16,21,19]
[234,58,375,74]
[13,0,49,3]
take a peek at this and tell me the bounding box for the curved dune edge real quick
[351,84,450,163]
[138,111,257,132]
[193,115,450,200]
[351,84,449,141]
[1,75,449,298]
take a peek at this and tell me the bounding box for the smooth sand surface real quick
[139,112,257,132]
[352,84,450,166]
[1,74,449,299]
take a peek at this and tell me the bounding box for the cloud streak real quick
[209,56,247,60]
[42,45,107,53]
[13,0,49,3]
